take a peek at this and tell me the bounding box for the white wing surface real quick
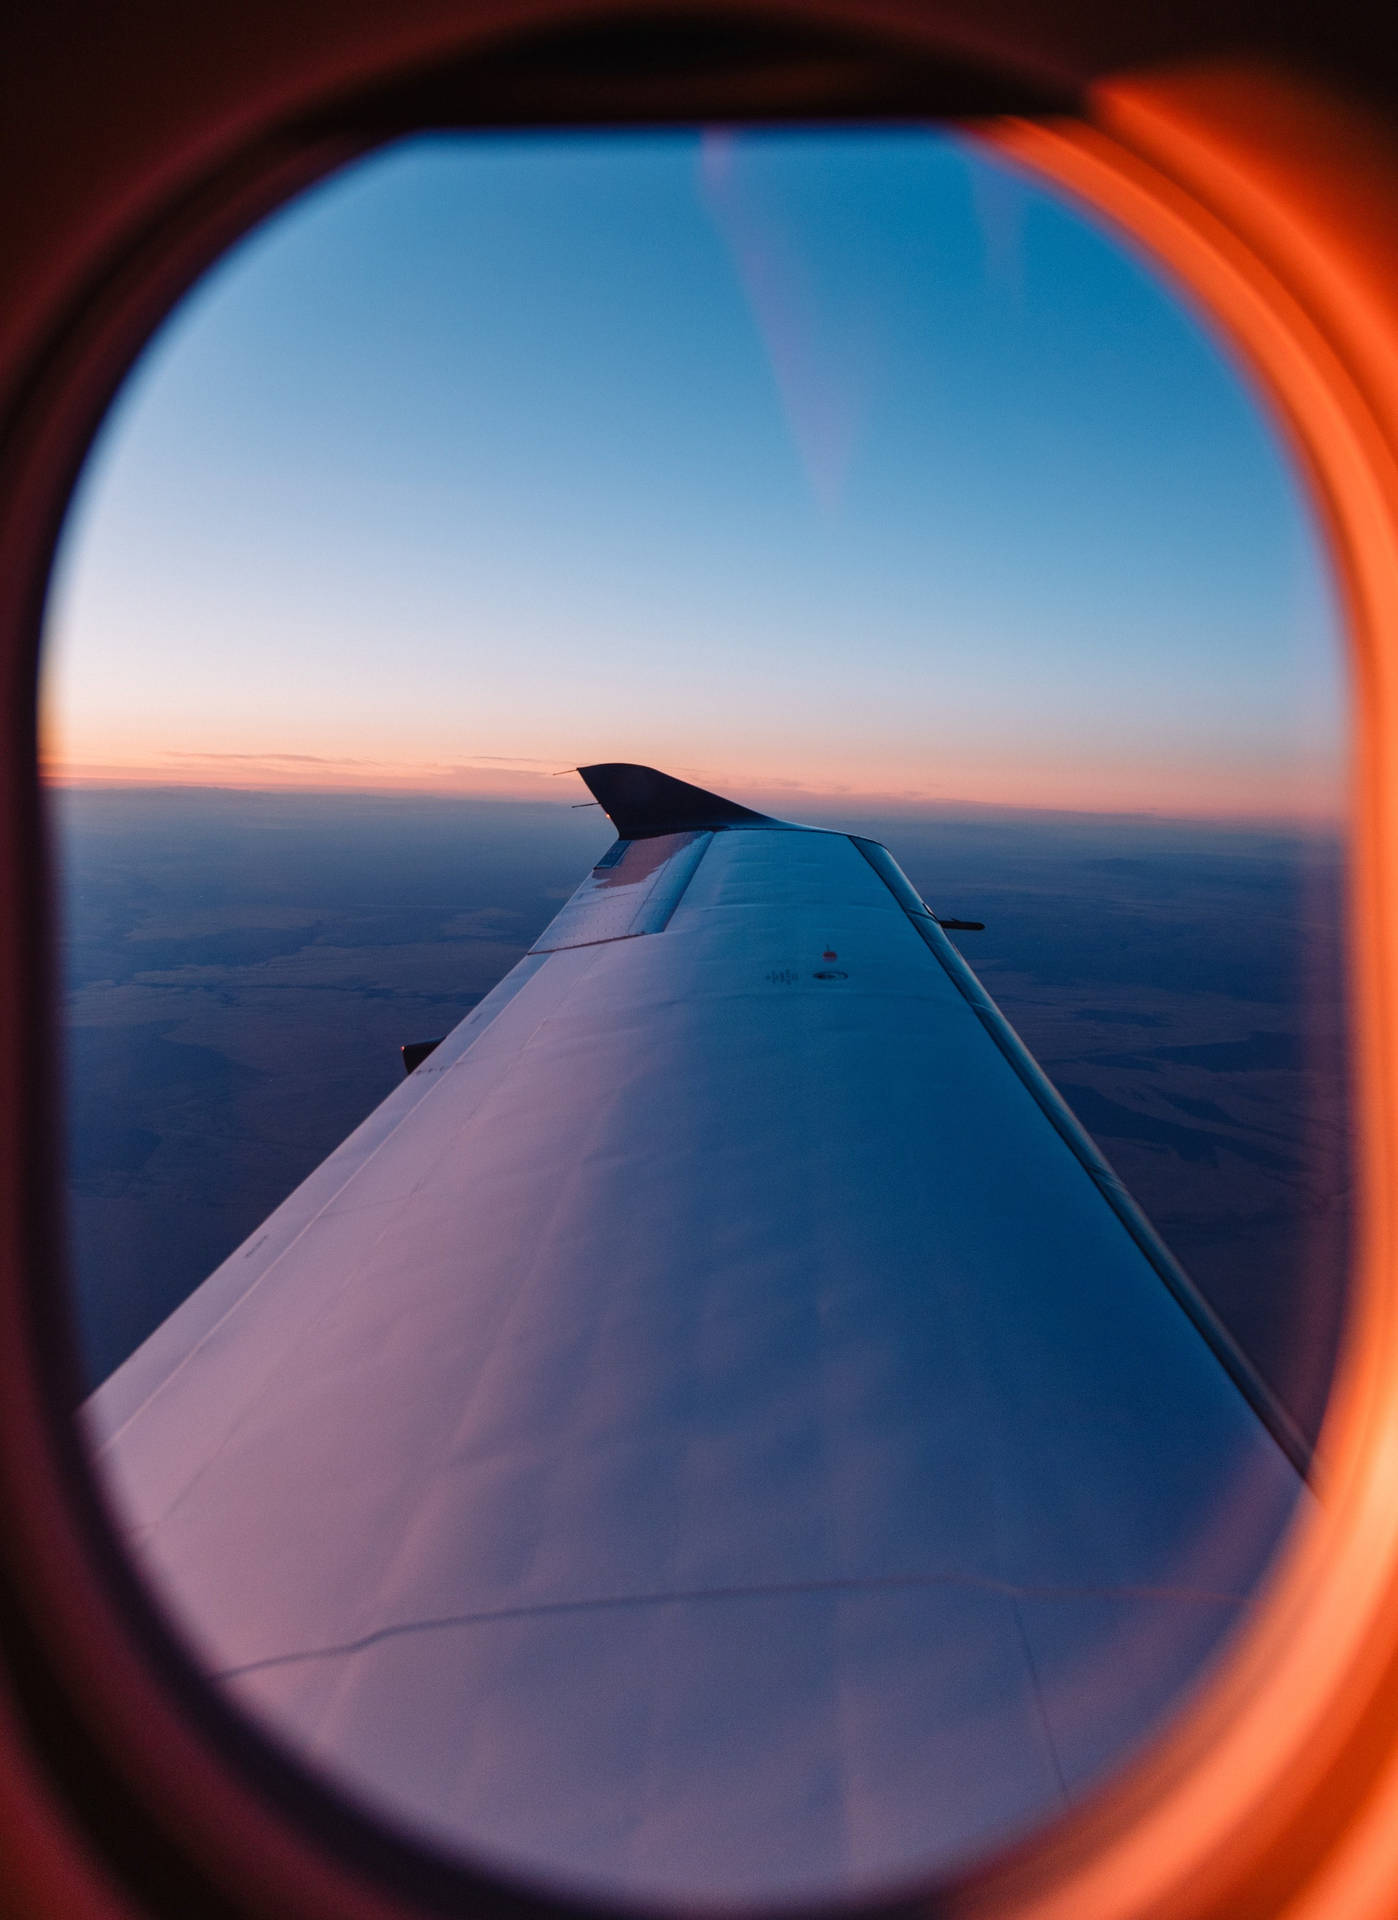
[83,765,1306,1908]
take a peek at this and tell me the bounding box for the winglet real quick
[576,764,786,840]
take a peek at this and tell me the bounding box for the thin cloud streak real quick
[697,130,871,515]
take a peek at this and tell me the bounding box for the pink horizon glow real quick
[40,744,1349,827]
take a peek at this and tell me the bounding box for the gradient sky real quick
[41,128,1347,820]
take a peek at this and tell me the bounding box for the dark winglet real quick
[577,764,786,839]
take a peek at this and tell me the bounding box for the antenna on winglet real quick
[577,764,789,840]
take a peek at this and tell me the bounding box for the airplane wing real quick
[82,765,1306,1907]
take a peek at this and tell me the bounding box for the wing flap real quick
[527,829,710,952]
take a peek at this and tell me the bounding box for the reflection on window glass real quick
[44,129,1347,1906]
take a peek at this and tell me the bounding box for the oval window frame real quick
[2,14,1398,1920]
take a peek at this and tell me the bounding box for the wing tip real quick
[576,763,786,839]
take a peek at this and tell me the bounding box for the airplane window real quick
[39,126,1349,1910]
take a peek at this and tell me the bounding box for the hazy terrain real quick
[55,785,1350,1441]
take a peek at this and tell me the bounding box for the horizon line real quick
[40,768,1349,834]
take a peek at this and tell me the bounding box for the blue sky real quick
[41,127,1346,818]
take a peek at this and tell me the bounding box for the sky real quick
[40,127,1348,821]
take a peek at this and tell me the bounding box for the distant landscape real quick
[54,784,1351,1443]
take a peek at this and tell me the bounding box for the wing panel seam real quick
[846,835,1314,1481]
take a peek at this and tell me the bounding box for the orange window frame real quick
[3,13,1398,1919]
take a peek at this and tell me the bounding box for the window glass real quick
[42,129,1349,1907]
